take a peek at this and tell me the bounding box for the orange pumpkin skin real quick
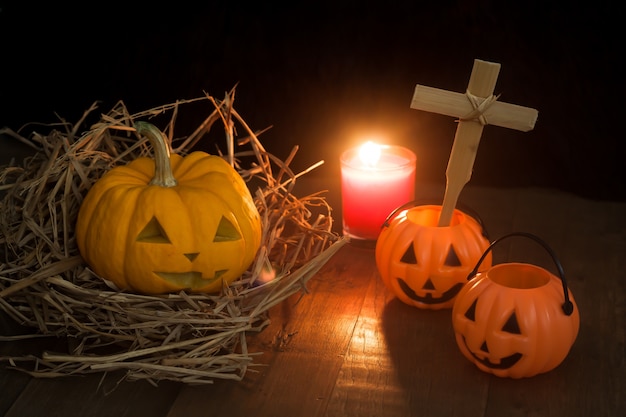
[375,205,491,310]
[452,263,580,378]
[76,129,262,295]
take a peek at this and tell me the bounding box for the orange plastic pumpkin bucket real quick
[452,232,580,378]
[375,202,492,310]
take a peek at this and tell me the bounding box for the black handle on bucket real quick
[467,232,575,316]
[381,200,421,228]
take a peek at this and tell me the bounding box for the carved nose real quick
[184,253,199,262]
[422,278,436,290]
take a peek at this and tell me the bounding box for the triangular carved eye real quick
[400,242,418,264]
[444,246,461,266]
[137,217,171,243]
[502,312,522,334]
[214,216,242,242]
[464,299,477,321]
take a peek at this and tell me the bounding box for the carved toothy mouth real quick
[155,270,226,289]
[461,336,523,369]
[397,278,464,304]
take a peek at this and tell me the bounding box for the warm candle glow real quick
[341,143,416,242]
[358,141,382,167]
[257,264,276,284]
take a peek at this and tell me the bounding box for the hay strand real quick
[0,89,345,385]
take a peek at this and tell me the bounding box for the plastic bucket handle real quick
[467,232,575,316]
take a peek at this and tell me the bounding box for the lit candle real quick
[341,142,416,242]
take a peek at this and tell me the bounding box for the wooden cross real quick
[411,59,538,226]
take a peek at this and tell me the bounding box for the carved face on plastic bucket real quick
[375,205,491,309]
[452,235,580,379]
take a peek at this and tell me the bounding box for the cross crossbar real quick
[411,85,538,132]
[410,59,539,226]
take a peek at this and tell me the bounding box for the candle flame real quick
[359,141,381,167]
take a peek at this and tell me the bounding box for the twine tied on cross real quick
[459,91,501,126]
[410,59,539,227]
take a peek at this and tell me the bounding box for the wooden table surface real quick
[1,167,625,416]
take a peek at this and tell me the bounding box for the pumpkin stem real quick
[135,121,178,188]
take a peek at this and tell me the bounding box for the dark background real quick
[1,1,624,201]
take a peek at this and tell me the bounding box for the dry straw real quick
[0,89,346,385]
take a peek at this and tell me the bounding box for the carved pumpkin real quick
[452,232,579,378]
[75,121,262,295]
[375,204,491,309]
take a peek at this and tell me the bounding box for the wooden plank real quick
[3,371,181,417]
[479,189,626,417]
[0,298,183,417]
[0,367,30,417]
[0,186,624,417]
[166,244,376,417]
[0,313,33,417]
[326,257,490,417]
[324,186,626,417]
[0,293,182,417]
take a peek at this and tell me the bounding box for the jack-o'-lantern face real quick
[456,297,524,370]
[395,240,467,305]
[452,263,580,378]
[107,181,260,295]
[124,211,247,293]
[375,205,491,309]
[76,122,262,295]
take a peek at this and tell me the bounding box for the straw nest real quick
[0,89,346,385]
